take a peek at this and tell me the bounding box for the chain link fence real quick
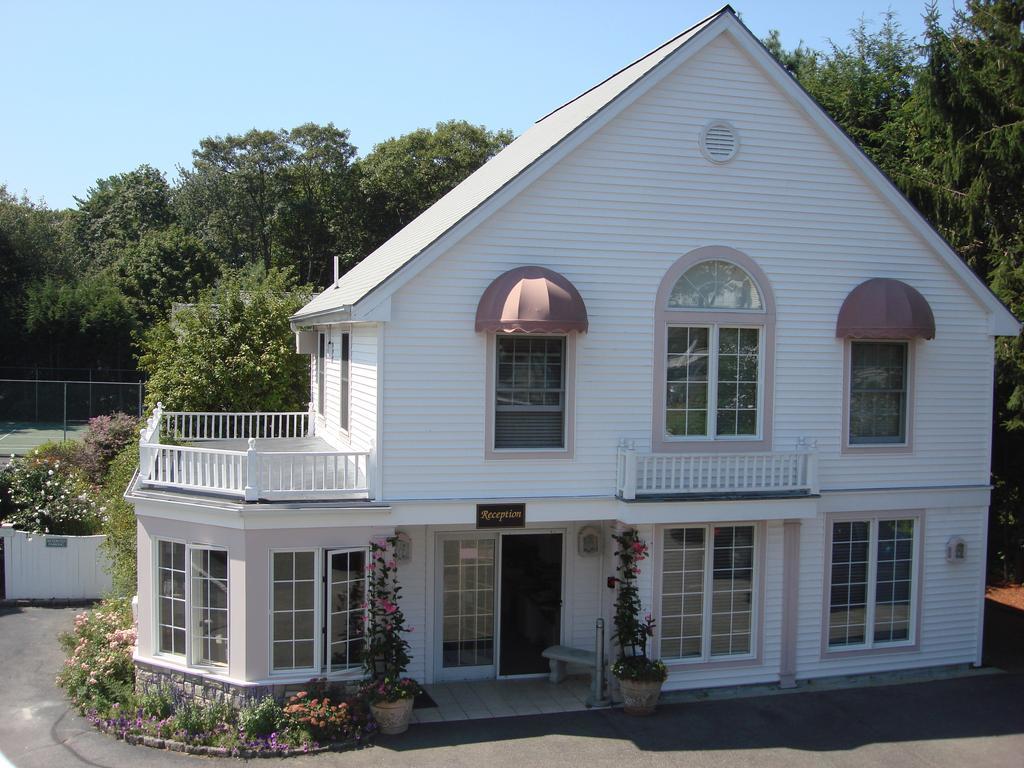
[0,378,145,455]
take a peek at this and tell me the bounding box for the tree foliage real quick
[352,120,514,254]
[138,266,311,412]
[767,2,1024,580]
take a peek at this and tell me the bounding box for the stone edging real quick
[98,723,365,759]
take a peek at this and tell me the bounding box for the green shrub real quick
[0,452,102,535]
[100,444,140,596]
[239,696,283,739]
[57,598,136,712]
[138,686,175,719]
[173,699,235,738]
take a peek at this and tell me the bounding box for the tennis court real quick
[0,421,90,456]
[0,377,144,458]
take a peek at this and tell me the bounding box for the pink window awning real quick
[836,278,935,340]
[475,266,588,334]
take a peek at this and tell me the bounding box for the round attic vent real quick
[700,121,738,163]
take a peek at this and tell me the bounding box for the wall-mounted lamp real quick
[946,536,966,563]
[393,531,412,565]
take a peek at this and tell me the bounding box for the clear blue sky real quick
[1,0,958,210]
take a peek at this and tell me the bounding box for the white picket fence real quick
[616,441,818,500]
[0,525,111,600]
[139,405,370,501]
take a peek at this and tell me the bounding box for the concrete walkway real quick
[1,606,1022,767]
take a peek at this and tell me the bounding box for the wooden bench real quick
[542,645,597,684]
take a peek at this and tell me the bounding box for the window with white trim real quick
[191,547,228,666]
[326,549,367,671]
[157,540,186,656]
[270,549,369,674]
[272,551,318,671]
[662,260,765,440]
[660,525,756,661]
[494,335,565,449]
[340,332,351,432]
[827,517,917,649]
[155,540,229,666]
[317,333,326,415]
[848,341,908,444]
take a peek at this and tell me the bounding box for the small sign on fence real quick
[45,538,68,548]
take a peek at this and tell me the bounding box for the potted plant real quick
[610,529,667,715]
[362,536,421,734]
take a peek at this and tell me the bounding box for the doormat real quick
[413,688,438,709]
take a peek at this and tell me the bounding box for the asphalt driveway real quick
[1,605,1022,767]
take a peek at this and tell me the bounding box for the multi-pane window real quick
[191,548,228,666]
[340,332,351,432]
[494,335,565,449]
[327,549,366,671]
[272,551,317,671]
[661,525,756,661]
[157,541,186,656]
[665,327,760,438]
[828,518,917,649]
[849,342,908,444]
[442,538,496,668]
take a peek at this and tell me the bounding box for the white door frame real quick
[431,527,569,682]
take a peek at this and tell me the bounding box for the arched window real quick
[653,247,775,451]
[668,260,764,310]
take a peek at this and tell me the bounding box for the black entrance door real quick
[499,533,562,675]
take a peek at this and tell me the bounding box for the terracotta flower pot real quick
[617,677,663,716]
[370,697,414,735]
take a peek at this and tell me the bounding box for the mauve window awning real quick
[475,266,589,334]
[836,278,936,340]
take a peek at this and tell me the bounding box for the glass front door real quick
[438,537,496,680]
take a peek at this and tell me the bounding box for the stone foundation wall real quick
[134,660,361,709]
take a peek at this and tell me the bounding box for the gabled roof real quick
[293,5,1019,336]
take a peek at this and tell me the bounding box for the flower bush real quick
[362,535,420,702]
[57,602,377,754]
[0,452,104,535]
[57,598,136,712]
[281,690,373,743]
[79,413,140,483]
[361,676,421,705]
[610,529,667,683]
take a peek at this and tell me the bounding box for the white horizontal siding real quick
[794,507,985,679]
[379,33,995,501]
[312,323,378,455]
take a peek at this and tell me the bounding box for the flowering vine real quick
[610,529,666,683]
[361,535,420,703]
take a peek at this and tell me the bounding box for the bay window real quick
[660,524,758,661]
[827,516,918,650]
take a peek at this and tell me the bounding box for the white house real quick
[127,6,1020,705]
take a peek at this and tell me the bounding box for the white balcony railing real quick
[615,440,818,500]
[138,404,370,501]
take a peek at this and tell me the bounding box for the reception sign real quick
[476,503,526,529]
